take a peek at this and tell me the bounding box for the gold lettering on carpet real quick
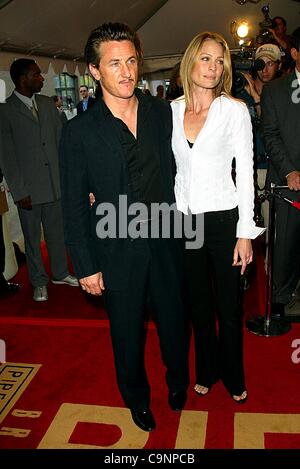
[0,427,31,438]
[0,363,41,424]
[175,410,208,449]
[235,413,300,448]
[12,410,42,418]
[38,404,149,449]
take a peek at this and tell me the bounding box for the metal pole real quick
[246,184,291,336]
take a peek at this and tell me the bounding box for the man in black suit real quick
[60,22,189,432]
[261,27,300,317]
[52,95,68,125]
[76,85,94,114]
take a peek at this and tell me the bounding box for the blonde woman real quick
[171,32,264,403]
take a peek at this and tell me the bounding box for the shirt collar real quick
[14,90,38,110]
[101,88,151,120]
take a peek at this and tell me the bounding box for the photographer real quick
[269,16,292,72]
[269,16,291,52]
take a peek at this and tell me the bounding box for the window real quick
[53,73,78,109]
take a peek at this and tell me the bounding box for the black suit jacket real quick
[60,90,176,289]
[76,96,95,115]
[261,71,300,187]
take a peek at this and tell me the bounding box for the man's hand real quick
[286,171,300,191]
[17,195,32,210]
[79,272,105,296]
[233,238,253,276]
[89,192,95,206]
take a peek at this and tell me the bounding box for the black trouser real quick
[184,208,245,396]
[104,236,189,410]
[273,194,300,305]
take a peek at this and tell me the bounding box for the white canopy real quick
[0,0,299,74]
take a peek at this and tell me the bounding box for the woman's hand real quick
[233,238,253,275]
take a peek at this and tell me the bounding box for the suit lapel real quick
[35,94,46,128]
[90,99,126,165]
[8,93,39,123]
[285,71,299,100]
[286,70,298,86]
[278,72,300,141]
[137,90,152,130]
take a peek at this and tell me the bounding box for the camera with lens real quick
[231,50,266,96]
[256,4,274,45]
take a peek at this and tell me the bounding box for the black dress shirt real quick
[103,92,164,207]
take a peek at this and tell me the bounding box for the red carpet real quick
[1,241,107,320]
[1,241,300,449]
[0,319,300,449]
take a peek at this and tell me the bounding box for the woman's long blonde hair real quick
[180,31,232,109]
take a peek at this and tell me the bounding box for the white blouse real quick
[171,94,264,239]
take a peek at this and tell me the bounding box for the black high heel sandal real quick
[194,384,211,396]
[231,390,248,404]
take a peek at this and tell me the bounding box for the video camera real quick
[256,4,274,45]
[231,4,278,95]
[231,50,266,95]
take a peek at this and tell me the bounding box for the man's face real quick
[22,63,44,94]
[89,40,138,100]
[274,18,286,36]
[80,87,89,99]
[56,97,63,108]
[257,56,279,83]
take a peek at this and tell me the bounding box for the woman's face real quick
[191,39,224,91]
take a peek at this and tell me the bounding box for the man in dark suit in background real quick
[52,95,68,125]
[261,27,300,317]
[76,85,94,114]
[0,59,79,301]
[60,22,189,432]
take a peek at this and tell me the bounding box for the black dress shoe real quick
[130,408,156,432]
[0,280,20,295]
[168,390,187,411]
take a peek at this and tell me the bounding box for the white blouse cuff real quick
[236,222,266,240]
